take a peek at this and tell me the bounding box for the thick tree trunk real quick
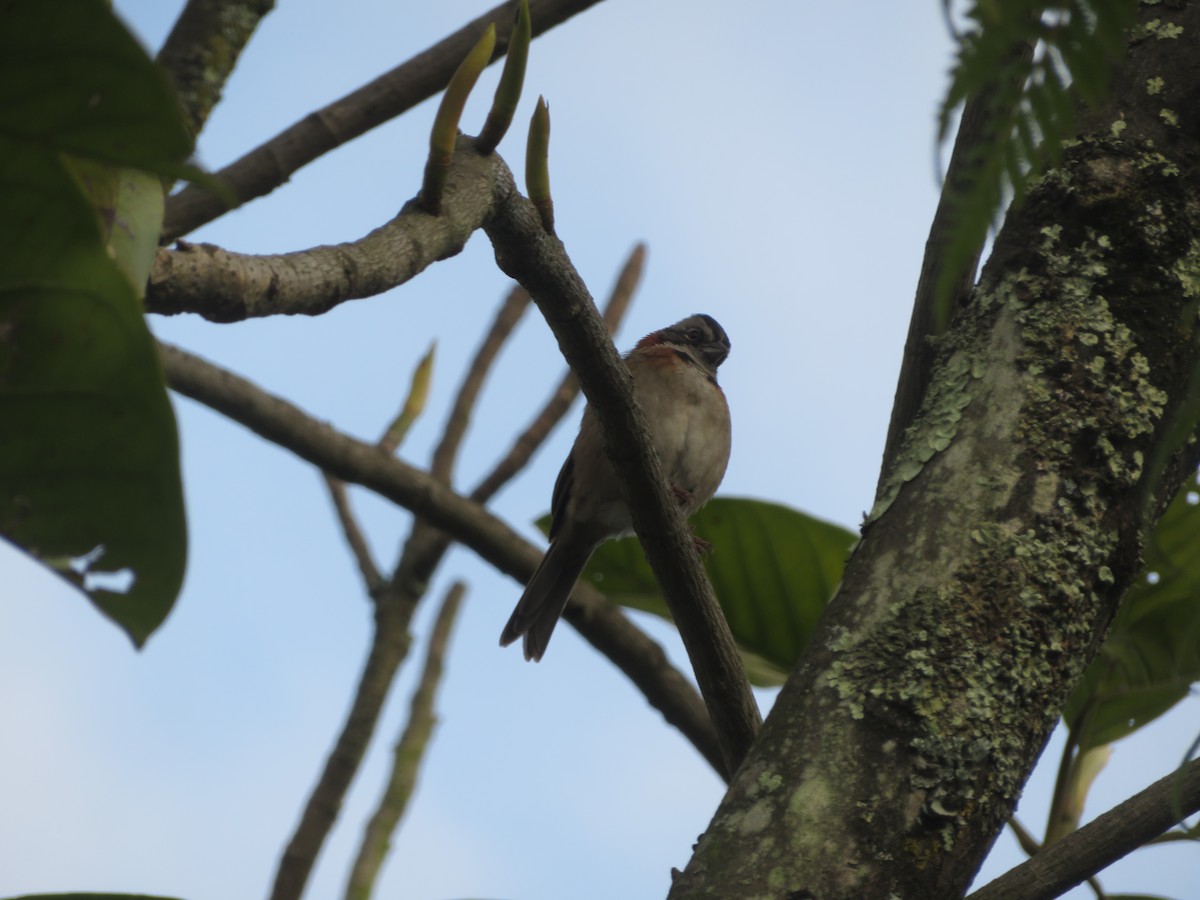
[671,3,1200,897]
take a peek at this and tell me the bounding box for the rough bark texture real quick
[146,147,507,320]
[155,0,275,139]
[671,3,1200,897]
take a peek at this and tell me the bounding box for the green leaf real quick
[0,0,191,646]
[542,497,857,685]
[0,143,187,646]
[66,157,166,296]
[0,0,192,175]
[1064,477,1200,749]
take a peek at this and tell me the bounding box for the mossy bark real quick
[670,2,1200,897]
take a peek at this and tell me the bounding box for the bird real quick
[500,313,732,661]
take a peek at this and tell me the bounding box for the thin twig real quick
[344,582,466,900]
[483,177,760,776]
[323,474,384,593]
[431,285,530,483]
[1006,815,1042,857]
[161,0,612,242]
[157,340,723,773]
[968,759,1200,900]
[276,295,515,898]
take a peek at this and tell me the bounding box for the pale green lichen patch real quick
[1136,150,1181,178]
[1160,108,1180,127]
[1147,76,1165,95]
[1135,17,1184,39]
[757,771,783,794]
[739,800,774,836]
[1172,239,1200,296]
[868,348,980,523]
[788,773,835,821]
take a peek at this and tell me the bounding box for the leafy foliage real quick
[553,498,857,685]
[933,0,1136,331]
[0,0,191,645]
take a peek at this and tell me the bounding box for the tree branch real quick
[344,582,465,900]
[323,474,384,593]
[156,0,275,140]
[969,759,1200,900]
[483,178,761,776]
[273,297,524,899]
[157,340,723,774]
[160,0,610,242]
[271,593,411,900]
[146,147,510,321]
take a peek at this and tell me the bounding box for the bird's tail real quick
[500,540,594,661]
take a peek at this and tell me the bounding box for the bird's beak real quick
[703,342,729,369]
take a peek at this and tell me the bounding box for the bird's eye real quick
[686,328,701,343]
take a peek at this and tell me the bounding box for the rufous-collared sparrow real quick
[500,313,732,661]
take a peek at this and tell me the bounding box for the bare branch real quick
[323,474,384,594]
[157,340,723,774]
[344,582,466,900]
[483,181,760,776]
[146,146,510,321]
[969,760,1200,900]
[161,0,611,242]
[156,0,275,139]
[431,284,530,483]
[271,595,410,900]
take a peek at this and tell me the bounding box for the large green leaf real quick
[0,0,192,172]
[1064,476,1200,750]
[550,497,857,685]
[0,0,190,646]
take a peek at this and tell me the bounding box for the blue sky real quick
[1,1,1196,898]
